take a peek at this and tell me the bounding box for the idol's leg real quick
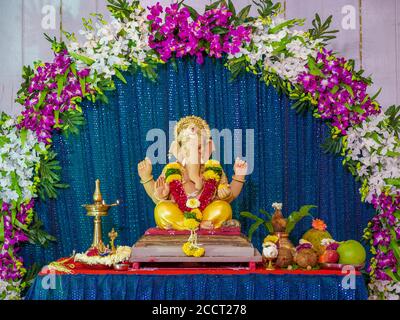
[202,200,233,229]
[154,201,186,230]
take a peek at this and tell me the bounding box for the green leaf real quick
[60,109,85,137]
[343,83,354,98]
[211,26,229,35]
[308,14,339,45]
[69,52,95,66]
[10,171,22,198]
[36,89,49,110]
[79,77,86,96]
[240,211,262,221]
[264,221,274,233]
[114,67,127,84]
[353,105,366,114]
[390,237,400,262]
[248,219,264,241]
[371,88,382,101]
[330,85,339,94]
[252,0,281,18]
[20,128,27,146]
[22,263,42,295]
[26,216,56,247]
[237,5,251,21]
[206,0,223,11]
[227,0,236,16]
[286,205,316,234]
[259,209,272,220]
[321,135,343,155]
[384,268,400,282]
[0,215,4,242]
[307,56,324,77]
[268,19,299,34]
[37,150,69,200]
[384,178,400,187]
[182,4,199,20]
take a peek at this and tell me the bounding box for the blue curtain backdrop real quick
[22,58,375,266]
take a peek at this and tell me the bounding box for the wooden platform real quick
[130,233,262,270]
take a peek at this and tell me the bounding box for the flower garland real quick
[297,48,380,135]
[0,114,45,299]
[74,246,132,266]
[17,50,92,143]
[165,160,222,212]
[147,2,251,64]
[164,160,223,257]
[1,0,399,299]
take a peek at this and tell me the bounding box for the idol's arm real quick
[138,157,163,204]
[230,175,245,200]
[142,179,159,204]
[229,158,248,201]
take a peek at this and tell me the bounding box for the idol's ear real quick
[169,140,179,160]
[203,139,215,162]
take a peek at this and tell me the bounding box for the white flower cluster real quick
[74,246,132,266]
[369,280,400,300]
[346,113,400,203]
[67,8,154,81]
[0,116,45,203]
[229,18,321,82]
[0,279,21,300]
[272,202,282,210]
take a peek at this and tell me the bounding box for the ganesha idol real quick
[137,116,248,231]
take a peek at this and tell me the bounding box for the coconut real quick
[302,229,332,255]
[294,248,318,268]
[275,247,294,268]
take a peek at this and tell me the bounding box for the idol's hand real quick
[218,186,232,200]
[155,176,170,199]
[233,157,248,177]
[137,157,153,180]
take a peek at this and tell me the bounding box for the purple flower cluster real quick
[298,48,380,134]
[0,200,34,281]
[147,3,251,64]
[296,243,313,251]
[18,50,91,143]
[368,192,400,280]
[326,242,339,251]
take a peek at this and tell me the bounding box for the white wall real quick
[0,0,398,115]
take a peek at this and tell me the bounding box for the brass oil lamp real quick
[82,179,119,250]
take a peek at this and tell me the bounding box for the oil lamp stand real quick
[82,179,119,250]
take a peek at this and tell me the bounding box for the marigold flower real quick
[191,208,203,221]
[165,173,182,184]
[182,242,195,256]
[165,162,182,170]
[193,247,205,257]
[183,218,200,230]
[203,170,220,182]
[205,159,221,168]
[264,235,279,244]
[312,218,327,231]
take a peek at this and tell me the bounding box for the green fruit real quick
[302,229,332,255]
[337,240,366,265]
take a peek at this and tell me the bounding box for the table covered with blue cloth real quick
[26,273,368,300]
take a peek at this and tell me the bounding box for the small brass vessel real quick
[82,179,119,250]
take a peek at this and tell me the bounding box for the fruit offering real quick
[302,219,332,255]
[293,241,318,269]
[337,240,366,265]
[319,239,340,263]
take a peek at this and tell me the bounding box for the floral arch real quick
[0,0,399,300]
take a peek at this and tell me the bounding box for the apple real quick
[319,249,339,263]
[337,240,366,265]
